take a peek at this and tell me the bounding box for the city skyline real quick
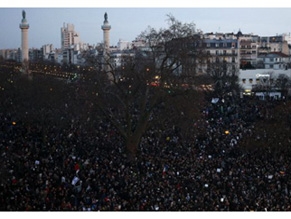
[1,2,291,50]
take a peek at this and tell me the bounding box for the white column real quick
[21,27,29,62]
[19,10,29,63]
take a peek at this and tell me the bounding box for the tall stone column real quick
[101,12,113,81]
[19,10,30,75]
[101,12,111,56]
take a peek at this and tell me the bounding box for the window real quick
[249,79,253,83]
[242,79,246,83]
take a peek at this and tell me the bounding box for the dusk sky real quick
[1,1,291,49]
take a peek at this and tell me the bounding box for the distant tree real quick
[256,60,265,69]
[90,14,206,159]
[206,59,241,98]
[81,44,103,71]
[275,74,291,97]
[240,60,255,69]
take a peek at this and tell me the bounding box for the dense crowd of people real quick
[1,68,291,211]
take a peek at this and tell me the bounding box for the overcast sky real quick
[1,1,291,49]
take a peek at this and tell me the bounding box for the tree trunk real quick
[125,134,141,160]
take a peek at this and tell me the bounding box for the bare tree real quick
[206,59,241,97]
[275,74,291,97]
[90,15,206,159]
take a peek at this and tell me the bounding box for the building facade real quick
[257,52,289,70]
[239,68,291,98]
[204,38,238,67]
[61,23,81,50]
[237,33,259,69]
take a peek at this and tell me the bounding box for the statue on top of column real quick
[22,10,26,19]
[104,12,108,22]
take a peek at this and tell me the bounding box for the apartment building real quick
[0,49,20,61]
[42,44,54,60]
[117,39,132,51]
[258,35,290,55]
[61,23,81,50]
[202,31,260,70]
[204,38,238,64]
[237,32,260,69]
[257,52,289,69]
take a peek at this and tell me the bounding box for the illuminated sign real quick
[256,74,270,78]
